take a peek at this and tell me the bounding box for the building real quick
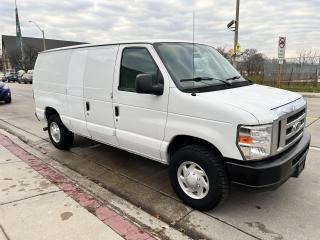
[1,35,86,72]
[0,55,3,72]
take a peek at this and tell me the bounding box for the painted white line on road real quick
[310,146,320,151]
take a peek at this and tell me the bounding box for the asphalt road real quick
[1,82,320,240]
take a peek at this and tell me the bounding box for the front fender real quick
[161,113,243,163]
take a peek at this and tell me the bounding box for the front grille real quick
[286,128,304,145]
[284,108,305,147]
[287,109,305,124]
[271,100,306,155]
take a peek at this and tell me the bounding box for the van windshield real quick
[154,42,251,93]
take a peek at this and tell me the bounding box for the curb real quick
[0,133,154,240]
[300,92,320,98]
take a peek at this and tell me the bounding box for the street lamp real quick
[29,20,46,51]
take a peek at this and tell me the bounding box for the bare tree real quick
[9,44,39,71]
[239,49,266,77]
[216,46,230,59]
[297,48,320,65]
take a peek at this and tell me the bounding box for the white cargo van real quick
[33,41,310,210]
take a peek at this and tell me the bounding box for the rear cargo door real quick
[66,48,90,137]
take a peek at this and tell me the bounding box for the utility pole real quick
[233,0,240,68]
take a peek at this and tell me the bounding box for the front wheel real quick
[5,97,11,104]
[48,114,74,150]
[169,145,229,211]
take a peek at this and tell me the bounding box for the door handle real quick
[86,101,90,111]
[114,106,119,117]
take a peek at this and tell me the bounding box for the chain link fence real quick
[263,57,320,84]
[237,56,320,91]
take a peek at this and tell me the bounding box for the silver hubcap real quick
[177,161,209,199]
[50,122,61,143]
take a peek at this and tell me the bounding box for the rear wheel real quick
[48,114,74,150]
[169,145,229,210]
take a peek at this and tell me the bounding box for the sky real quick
[0,0,319,58]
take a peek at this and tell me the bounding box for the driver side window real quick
[119,48,162,92]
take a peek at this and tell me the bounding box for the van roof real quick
[40,40,205,53]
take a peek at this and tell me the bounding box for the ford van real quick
[33,41,311,210]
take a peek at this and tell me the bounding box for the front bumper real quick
[226,130,311,190]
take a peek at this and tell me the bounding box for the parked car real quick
[5,72,18,82]
[19,72,33,84]
[33,41,311,210]
[17,70,26,83]
[0,81,11,103]
[0,72,5,81]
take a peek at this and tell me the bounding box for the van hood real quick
[197,84,302,123]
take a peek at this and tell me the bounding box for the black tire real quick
[169,145,229,211]
[5,97,11,104]
[48,114,74,150]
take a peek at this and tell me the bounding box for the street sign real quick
[236,42,241,53]
[278,36,286,64]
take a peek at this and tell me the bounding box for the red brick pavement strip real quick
[0,133,154,240]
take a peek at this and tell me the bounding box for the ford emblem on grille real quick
[292,121,301,132]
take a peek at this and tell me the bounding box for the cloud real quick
[0,0,319,57]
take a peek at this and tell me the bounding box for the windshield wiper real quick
[225,75,241,81]
[180,76,232,86]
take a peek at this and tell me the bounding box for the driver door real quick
[112,44,169,161]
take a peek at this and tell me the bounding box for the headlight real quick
[237,124,272,160]
[3,84,9,90]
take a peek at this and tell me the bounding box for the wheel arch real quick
[166,135,223,164]
[45,107,59,121]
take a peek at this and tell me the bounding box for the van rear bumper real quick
[226,130,311,191]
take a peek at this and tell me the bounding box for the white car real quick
[0,72,5,81]
[20,72,33,84]
[33,40,311,210]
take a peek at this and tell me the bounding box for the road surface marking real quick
[310,146,320,151]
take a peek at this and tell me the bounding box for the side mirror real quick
[135,73,164,96]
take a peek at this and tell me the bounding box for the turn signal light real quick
[239,136,253,144]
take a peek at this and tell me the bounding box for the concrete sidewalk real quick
[0,135,152,240]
